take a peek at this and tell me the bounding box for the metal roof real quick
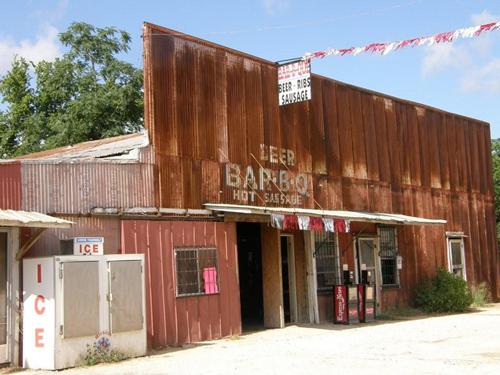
[11,131,149,162]
[203,203,447,226]
[0,210,74,229]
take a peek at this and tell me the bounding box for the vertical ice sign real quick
[277,59,311,106]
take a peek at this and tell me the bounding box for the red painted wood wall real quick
[121,220,241,348]
[0,161,21,210]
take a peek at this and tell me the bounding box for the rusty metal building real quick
[0,21,498,356]
[141,22,498,337]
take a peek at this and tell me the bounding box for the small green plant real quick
[84,341,128,366]
[470,282,490,307]
[416,268,473,313]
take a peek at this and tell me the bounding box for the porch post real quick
[261,225,284,328]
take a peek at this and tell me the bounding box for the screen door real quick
[357,238,378,288]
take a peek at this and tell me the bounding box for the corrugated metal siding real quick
[0,162,21,210]
[144,23,498,299]
[28,216,121,257]
[121,220,241,348]
[21,161,156,214]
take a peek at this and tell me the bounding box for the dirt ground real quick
[13,304,500,375]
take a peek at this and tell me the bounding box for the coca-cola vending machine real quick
[334,267,359,324]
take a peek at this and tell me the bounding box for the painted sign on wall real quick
[224,144,309,206]
[277,59,311,106]
[23,258,55,369]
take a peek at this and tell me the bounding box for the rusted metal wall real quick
[21,161,156,214]
[121,220,241,348]
[27,216,122,257]
[0,162,21,210]
[143,23,498,298]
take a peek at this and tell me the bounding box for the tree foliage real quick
[0,22,143,158]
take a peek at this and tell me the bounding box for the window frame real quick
[313,232,340,293]
[377,225,400,288]
[174,247,220,298]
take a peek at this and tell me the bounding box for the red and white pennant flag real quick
[304,21,500,60]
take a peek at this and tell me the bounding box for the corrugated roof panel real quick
[14,132,149,161]
[0,209,73,228]
[203,203,447,225]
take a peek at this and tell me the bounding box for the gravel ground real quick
[11,304,500,375]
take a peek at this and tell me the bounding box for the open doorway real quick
[280,235,297,324]
[237,223,264,330]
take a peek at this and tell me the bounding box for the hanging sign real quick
[277,59,311,106]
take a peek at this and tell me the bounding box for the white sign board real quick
[397,255,403,270]
[277,59,311,106]
[73,237,104,256]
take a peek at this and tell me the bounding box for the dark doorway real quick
[237,223,264,330]
[281,236,291,324]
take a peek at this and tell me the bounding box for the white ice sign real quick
[277,59,311,106]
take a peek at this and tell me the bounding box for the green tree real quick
[0,22,143,158]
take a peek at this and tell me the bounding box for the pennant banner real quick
[304,21,500,60]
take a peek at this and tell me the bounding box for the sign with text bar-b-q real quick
[277,59,311,106]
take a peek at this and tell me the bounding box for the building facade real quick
[142,22,498,333]
[0,21,498,359]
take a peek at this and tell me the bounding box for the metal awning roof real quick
[0,210,73,229]
[204,203,446,226]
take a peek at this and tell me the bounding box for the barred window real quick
[379,226,399,286]
[314,232,340,292]
[175,247,219,297]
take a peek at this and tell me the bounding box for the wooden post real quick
[261,225,284,328]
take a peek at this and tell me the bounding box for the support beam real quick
[16,228,46,260]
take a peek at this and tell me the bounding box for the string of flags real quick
[304,21,500,61]
[270,213,351,233]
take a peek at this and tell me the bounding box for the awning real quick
[0,209,73,229]
[204,203,446,226]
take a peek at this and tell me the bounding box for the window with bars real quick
[314,232,340,292]
[175,247,219,297]
[378,226,399,286]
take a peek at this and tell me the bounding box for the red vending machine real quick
[334,269,359,324]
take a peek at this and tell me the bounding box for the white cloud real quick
[262,0,290,15]
[421,9,500,94]
[461,58,500,93]
[0,26,61,76]
[34,0,69,24]
[471,10,498,25]
[421,43,470,76]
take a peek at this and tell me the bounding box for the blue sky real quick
[1,0,500,138]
